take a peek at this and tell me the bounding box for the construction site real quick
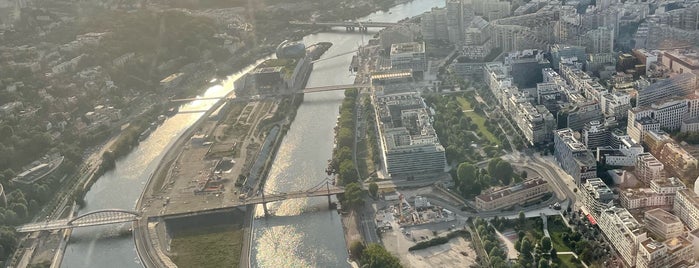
[376,193,456,230]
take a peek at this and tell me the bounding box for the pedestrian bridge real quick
[16,209,141,233]
[169,84,370,102]
[17,180,347,232]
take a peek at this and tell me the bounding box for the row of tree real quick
[473,217,508,266]
[332,89,359,186]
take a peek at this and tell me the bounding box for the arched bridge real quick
[16,209,141,233]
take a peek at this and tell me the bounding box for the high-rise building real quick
[551,44,586,70]
[446,0,464,45]
[581,178,614,218]
[420,7,449,41]
[581,26,614,54]
[557,101,603,131]
[461,16,493,60]
[662,49,699,89]
[583,121,608,150]
[379,25,415,52]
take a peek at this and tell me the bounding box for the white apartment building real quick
[675,189,699,231]
[635,153,665,183]
[581,178,614,218]
[627,94,699,142]
[598,207,648,267]
[636,236,694,268]
[620,177,685,210]
[644,208,684,241]
[554,128,597,185]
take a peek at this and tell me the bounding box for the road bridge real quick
[16,209,141,233]
[290,21,398,32]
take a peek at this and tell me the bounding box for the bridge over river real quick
[16,182,345,232]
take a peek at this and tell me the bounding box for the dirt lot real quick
[142,99,278,216]
[405,237,477,268]
[383,223,477,268]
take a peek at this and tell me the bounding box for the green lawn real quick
[556,254,586,268]
[455,97,500,146]
[548,216,574,252]
[170,226,243,268]
[456,96,473,111]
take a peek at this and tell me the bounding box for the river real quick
[60,0,442,267]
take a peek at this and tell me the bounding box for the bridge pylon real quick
[261,191,269,217]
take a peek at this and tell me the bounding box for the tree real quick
[540,237,552,252]
[368,182,378,198]
[538,259,549,268]
[336,146,352,162]
[520,239,533,259]
[349,240,365,260]
[521,171,528,179]
[360,243,402,268]
[342,183,364,211]
[338,159,358,185]
[519,211,526,226]
[550,248,557,259]
[456,162,477,184]
[518,230,526,241]
[494,160,514,185]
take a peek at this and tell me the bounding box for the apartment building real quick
[644,208,684,241]
[636,236,694,268]
[674,189,699,231]
[620,177,685,210]
[635,153,665,183]
[581,178,614,218]
[554,128,597,185]
[598,207,648,267]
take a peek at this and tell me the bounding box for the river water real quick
[60,0,442,267]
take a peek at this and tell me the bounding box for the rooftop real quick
[651,177,685,189]
[476,178,548,202]
[390,42,425,54]
[645,208,681,225]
